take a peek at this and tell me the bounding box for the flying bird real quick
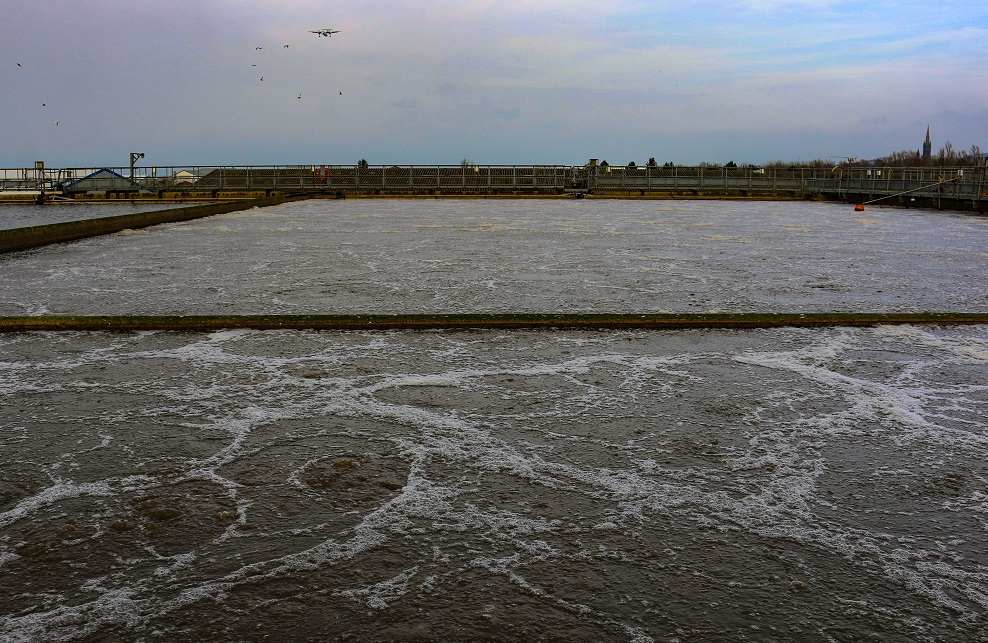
[41,103,46,106]
[255,46,262,50]
[17,62,22,67]
[310,29,341,38]
[260,76,264,81]
[55,121,59,126]
[284,44,289,48]
[297,93,302,99]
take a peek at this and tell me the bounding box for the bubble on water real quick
[875,324,988,361]
[338,565,419,610]
[2,324,987,638]
[0,480,117,529]
[0,587,144,643]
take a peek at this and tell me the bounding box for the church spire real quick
[922,125,932,159]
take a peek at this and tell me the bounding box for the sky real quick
[1,0,986,168]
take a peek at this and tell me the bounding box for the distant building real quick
[172,170,199,187]
[922,126,932,160]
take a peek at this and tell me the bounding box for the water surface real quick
[1,199,986,315]
[1,199,986,641]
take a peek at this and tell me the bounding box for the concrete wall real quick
[0,194,309,254]
[3,313,988,332]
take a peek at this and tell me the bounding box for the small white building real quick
[172,170,199,187]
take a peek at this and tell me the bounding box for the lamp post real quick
[35,161,45,204]
[130,152,145,180]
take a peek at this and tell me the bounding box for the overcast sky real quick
[2,0,986,168]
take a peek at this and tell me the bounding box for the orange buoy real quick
[854,204,864,212]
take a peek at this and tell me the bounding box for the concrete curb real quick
[0,194,311,254]
[1,313,986,332]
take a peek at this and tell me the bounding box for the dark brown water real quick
[1,200,986,641]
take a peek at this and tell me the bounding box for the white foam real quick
[337,566,419,610]
[0,588,144,642]
[734,328,988,447]
[2,325,987,635]
[0,480,117,529]
[875,324,988,361]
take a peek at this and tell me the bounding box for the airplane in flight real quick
[310,28,341,37]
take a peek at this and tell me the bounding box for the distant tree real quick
[460,158,475,168]
[627,161,637,168]
[356,159,369,169]
[646,157,658,168]
[830,140,983,168]
[765,158,853,169]
[866,150,917,167]
[725,160,738,168]
[937,141,957,164]
[663,161,675,167]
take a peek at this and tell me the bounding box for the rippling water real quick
[1,199,986,641]
[2,199,987,315]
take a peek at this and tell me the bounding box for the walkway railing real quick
[2,164,985,206]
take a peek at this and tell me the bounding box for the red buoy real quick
[854,204,864,212]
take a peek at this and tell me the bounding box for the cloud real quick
[1,0,986,166]
[736,0,850,11]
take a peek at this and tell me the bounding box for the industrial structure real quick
[1,158,986,212]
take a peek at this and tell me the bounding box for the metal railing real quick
[589,165,818,193]
[0,165,583,194]
[815,166,987,202]
[1,164,985,204]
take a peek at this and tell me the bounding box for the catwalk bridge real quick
[2,162,986,212]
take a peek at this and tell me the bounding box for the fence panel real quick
[1,164,984,208]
